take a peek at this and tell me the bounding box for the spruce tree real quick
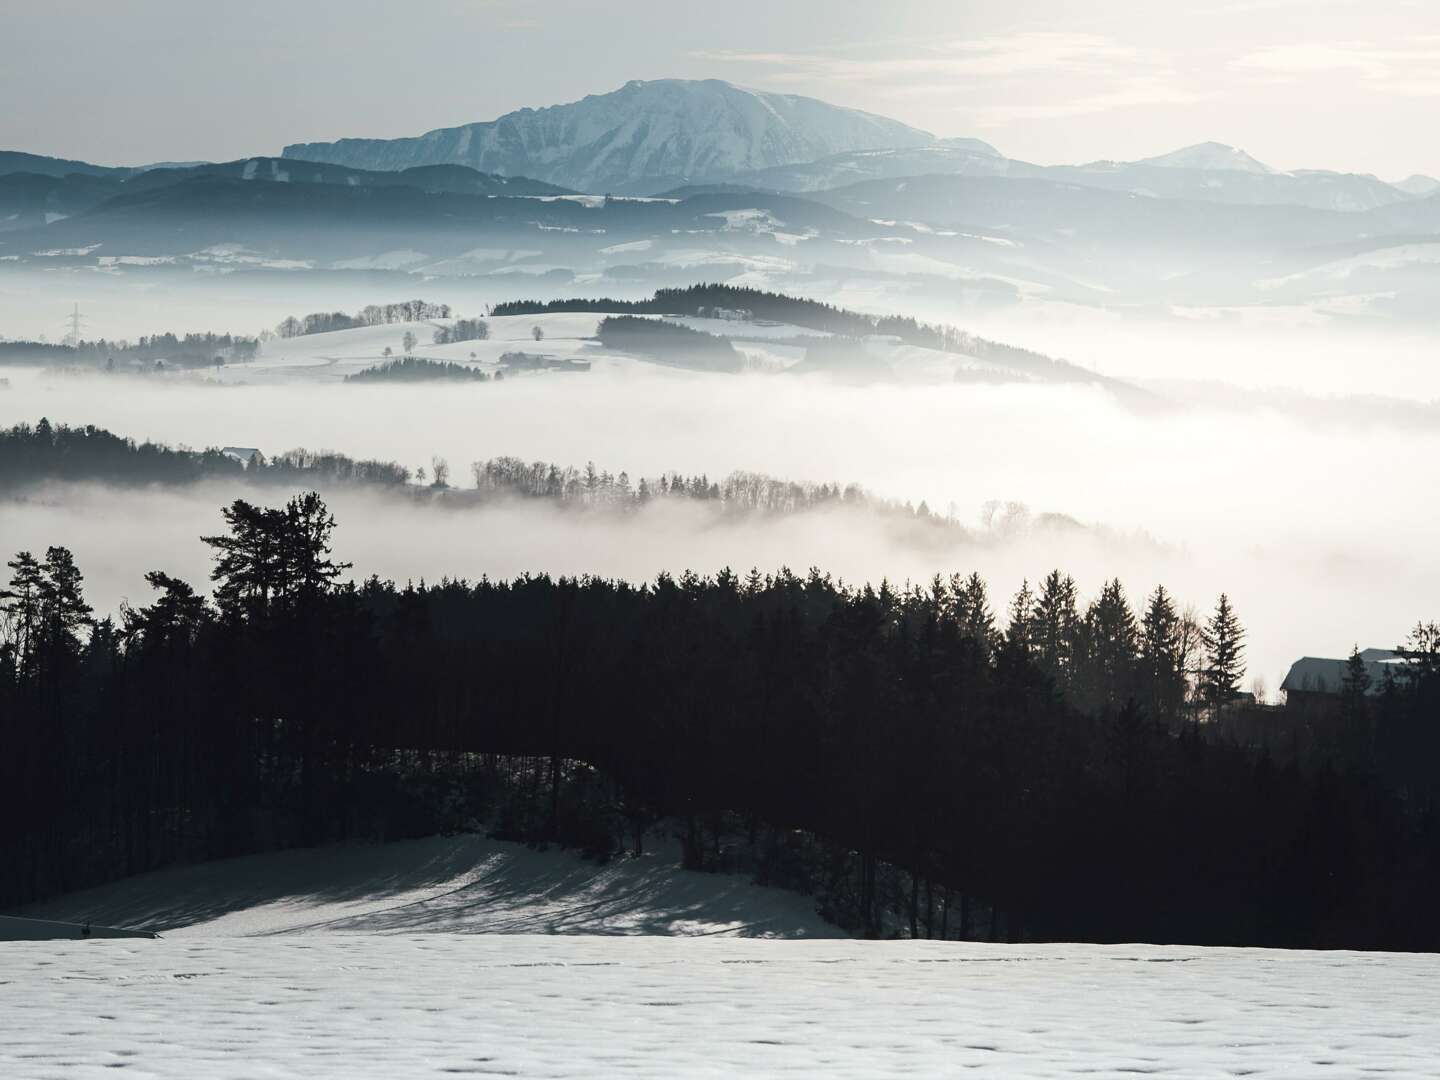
[1139,585,1186,724]
[1080,578,1138,711]
[1199,593,1246,717]
[1032,570,1079,691]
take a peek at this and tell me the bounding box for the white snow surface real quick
[12,838,1440,1076]
[26,835,840,940]
[4,935,1439,1078]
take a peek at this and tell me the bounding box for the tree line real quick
[276,300,454,338]
[0,332,259,369]
[493,285,1086,382]
[0,420,408,491]
[432,318,490,345]
[2,491,1438,948]
[595,316,742,372]
[346,358,494,384]
[0,420,975,537]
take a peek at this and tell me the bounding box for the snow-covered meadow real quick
[6,837,1439,1078]
[6,935,1439,1078]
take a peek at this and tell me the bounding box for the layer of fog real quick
[961,305,1440,401]
[4,358,1439,692]
[8,265,1440,399]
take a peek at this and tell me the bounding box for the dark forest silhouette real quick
[3,490,1438,948]
[346,357,492,383]
[0,420,1009,540]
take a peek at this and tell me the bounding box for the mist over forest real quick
[3,336,1436,692]
[5,62,1440,978]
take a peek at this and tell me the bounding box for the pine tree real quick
[1080,578,1138,711]
[1032,570,1079,691]
[1005,579,1035,657]
[952,572,995,657]
[0,551,44,674]
[1139,585,1186,724]
[1199,593,1246,717]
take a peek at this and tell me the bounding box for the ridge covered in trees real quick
[0,332,259,369]
[3,491,1439,949]
[346,357,493,383]
[0,420,998,538]
[595,316,742,372]
[493,285,1089,382]
[276,300,454,338]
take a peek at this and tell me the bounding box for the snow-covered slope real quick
[734,143,1012,192]
[281,79,935,193]
[1395,173,1440,197]
[25,834,843,939]
[5,937,1439,1077]
[1136,141,1277,175]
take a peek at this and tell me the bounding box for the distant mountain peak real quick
[281,78,935,194]
[1137,142,1277,176]
[1394,174,1440,197]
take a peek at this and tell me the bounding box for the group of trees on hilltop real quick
[3,491,1439,948]
[595,316,742,372]
[276,300,453,338]
[346,358,493,384]
[0,333,259,370]
[0,420,408,492]
[432,318,489,345]
[493,285,1082,381]
[0,421,956,535]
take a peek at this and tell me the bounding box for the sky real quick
[4,0,1440,178]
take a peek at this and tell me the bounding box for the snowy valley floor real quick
[7,838,1440,1078]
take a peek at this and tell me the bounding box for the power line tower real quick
[63,303,85,347]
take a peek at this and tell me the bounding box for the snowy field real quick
[26,835,840,940]
[4,936,1440,1078]
[8,837,1440,1077]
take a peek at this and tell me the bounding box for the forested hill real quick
[0,420,996,537]
[2,490,1438,948]
[494,284,1110,387]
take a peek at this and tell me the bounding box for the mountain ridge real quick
[281,78,934,194]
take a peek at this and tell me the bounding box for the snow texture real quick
[4,936,1439,1078]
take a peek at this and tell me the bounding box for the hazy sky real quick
[5,0,1440,178]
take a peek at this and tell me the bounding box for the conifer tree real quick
[1079,578,1138,711]
[1139,585,1187,724]
[1005,579,1035,657]
[1032,570,1079,690]
[1199,593,1246,717]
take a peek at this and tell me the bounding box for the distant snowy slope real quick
[1136,141,1277,175]
[735,144,1014,193]
[1395,174,1440,197]
[281,79,935,193]
[738,138,1412,212]
[26,835,844,939]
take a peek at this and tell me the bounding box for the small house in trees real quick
[1280,648,1404,710]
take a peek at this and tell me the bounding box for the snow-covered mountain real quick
[1395,174,1440,197]
[729,135,1410,212]
[731,141,1007,192]
[282,79,934,194]
[1134,141,1277,175]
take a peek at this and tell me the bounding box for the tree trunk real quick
[908,872,919,939]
